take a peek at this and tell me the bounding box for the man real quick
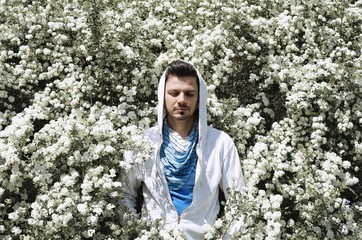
[121,60,244,239]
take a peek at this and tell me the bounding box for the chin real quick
[175,116,189,121]
[171,113,190,121]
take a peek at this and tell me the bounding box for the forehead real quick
[165,74,198,90]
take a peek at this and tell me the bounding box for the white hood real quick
[157,60,208,141]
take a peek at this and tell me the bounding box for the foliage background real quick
[0,0,361,239]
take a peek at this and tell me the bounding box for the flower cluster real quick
[1,0,361,239]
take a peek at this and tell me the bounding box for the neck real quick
[167,116,196,138]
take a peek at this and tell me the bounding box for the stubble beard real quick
[172,111,190,121]
[168,108,196,123]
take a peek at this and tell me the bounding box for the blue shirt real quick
[169,166,196,215]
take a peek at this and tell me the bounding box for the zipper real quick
[177,145,202,224]
[156,134,204,225]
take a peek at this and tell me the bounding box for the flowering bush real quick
[1,0,361,239]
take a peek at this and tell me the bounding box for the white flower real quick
[204,232,213,239]
[342,161,351,169]
[42,48,51,55]
[253,142,268,157]
[8,211,19,220]
[11,226,22,235]
[77,203,88,215]
[159,229,171,239]
[214,219,223,228]
[93,206,103,215]
[106,203,115,210]
[84,229,95,238]
[87,215,98,225]
[270,195,283,209]
[81,180,93,193]
[61,175,75,187]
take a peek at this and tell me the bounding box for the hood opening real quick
[157,60,208,141]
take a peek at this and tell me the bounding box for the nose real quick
[178,93,187,105]
[178,92,185,101]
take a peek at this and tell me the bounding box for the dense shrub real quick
[0,0,361,239]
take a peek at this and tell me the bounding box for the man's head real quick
[164,60,199,125]
[165,60,199,83]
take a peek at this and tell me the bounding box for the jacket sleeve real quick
[220,141,245,239]
[220,142,245,198]
[120,150,143,213]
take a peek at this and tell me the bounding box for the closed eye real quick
[167,90,196,98]
[168,91,179,97]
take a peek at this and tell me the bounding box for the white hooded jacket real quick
[121,61,245,239]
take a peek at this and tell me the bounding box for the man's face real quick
[164,74,199,123]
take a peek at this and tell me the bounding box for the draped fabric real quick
[160,119,198,191]
[170,167,196,215]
